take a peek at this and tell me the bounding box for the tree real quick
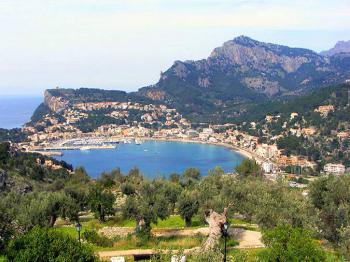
[121,182,136,196]
[178,190,199,227]
[88,185,115,221]
[0,200,14,253]
[260,225,326,262]
[122,180,172,238]
[162,182,181,213]
[72,167,90,184]
[44,192,80,227]
[97,172,116,188]
[5,227,97,262]
[169,173,180,184]
[181,168,201,187]
[0,142,10,167]
[1,192,79,231]
[339,226,350,259]
[235,159,262,177]
[309,175,350,244]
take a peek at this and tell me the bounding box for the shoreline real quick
[141,137,258,161]
[32,136,265,163]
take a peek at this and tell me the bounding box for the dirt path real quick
[98,228,264,259]
[233,229,264,249]
[99,248,196,260]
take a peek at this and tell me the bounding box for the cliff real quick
[44,90,70,113]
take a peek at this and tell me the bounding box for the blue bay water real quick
[54,141,245,179]
[0,96,42,129]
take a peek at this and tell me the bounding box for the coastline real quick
[31,136,265,163]
[141,137,257,160]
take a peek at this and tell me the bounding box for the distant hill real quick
[137,36,350,122]
[320,40,350,56]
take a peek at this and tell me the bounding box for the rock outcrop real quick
[320,40,350,56]
[44,90,70,113]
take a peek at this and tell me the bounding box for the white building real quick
[262,162,274,173]
[255,144,280,159]
[324,163,345,175]
[208,137,218,143]
[202,128,214,135]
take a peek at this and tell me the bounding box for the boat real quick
[80,146,91,151]
[123,139,132,144]
[135,139,142,145]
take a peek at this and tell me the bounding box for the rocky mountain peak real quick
[231,35,259,46]
[320,40,350,56]
[137,36,350,121]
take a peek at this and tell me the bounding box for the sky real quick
[0,0,349,96]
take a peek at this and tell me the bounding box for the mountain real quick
[137,36,350,122]
[30,36,350,125]
[320,40,350,56]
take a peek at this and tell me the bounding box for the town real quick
[19,97,347,188]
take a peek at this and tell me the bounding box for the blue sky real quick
[0,0,349,96]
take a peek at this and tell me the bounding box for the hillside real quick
[138,36,350,122]
[28,88,190,134]
[0,142,73,194]
[237,83,350,168]
[29,36,350,125]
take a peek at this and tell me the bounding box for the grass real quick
[54,225,203,252]
[54,215,258,254]
[230,218,250,225]
[57,214,253,231]
[227,248,265,261]
[111,235,203,251]
[153,215,202,229]
[112,215,204,229]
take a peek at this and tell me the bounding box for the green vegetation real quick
[235,158,262,177]
[309,175,350,259]
[2,142,350,260]
[0,128,28,143]
[88,185,115,221]
[178,190,199,227]
[5,227,97,262]
[260,225,326,261]
[238,84,350,169]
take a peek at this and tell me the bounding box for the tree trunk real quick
[185,217,192,227]
[98,204,105,221]
[202,208,228,251]
[49,214,57,227]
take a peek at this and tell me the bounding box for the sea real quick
[54,140,245,179]
[0,96,245,179]
[0,96,42,129]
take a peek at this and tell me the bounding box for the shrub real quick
[190,249,223,262]
[5,227,97,262]
[259,224,326,262]
[82,229,113,247]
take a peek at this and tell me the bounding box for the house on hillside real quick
[324,163,345,175]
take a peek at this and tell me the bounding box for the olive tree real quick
[178,190,199,227]
[122,180,172,238]
[88,185,115,221]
